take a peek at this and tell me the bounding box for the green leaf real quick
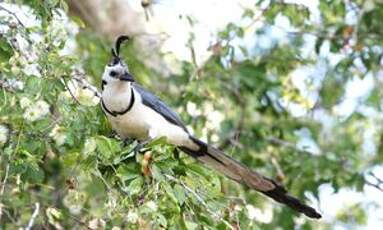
[95,135,121,163]
[0,37,13,63]
[96,136,112,155]
[127,176,144,196]
[151,164,165,181]
[185,221,199,230]
[71,16,86,28]
[155,213,168,228]
[264,4,282,23]
[186,163,212,179]
[163,182,178,204]
[24,164,45,183]
[282,3,310,27]
[117,162,141,181]
[173,184,186,205]
[242,8,254,19]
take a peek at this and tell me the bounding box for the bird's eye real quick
[110,71,118,77]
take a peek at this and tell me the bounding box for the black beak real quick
[119,72,134,82]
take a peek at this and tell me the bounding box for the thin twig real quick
[266,136,296,148]
[1,122,24,198]
[365,180,383,192]
[188,42,201,81]
[93,168,112,191]
[370,172,383,184]
[271,157,285,182]
[243,6,270,31]
[365,172,383,192]
[0,5,34,48]
[0,163,10,197]
[67,213,93,230]
[265,136,314,155]
[71,71,101,98]
[0,5,26,27]
[62,77,81,105]
[1,206,18,224]
[219,85,246,150]
[25,202,40,230]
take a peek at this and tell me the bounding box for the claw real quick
[133,142,145,153]
[133,140,151,154]
[123,138,135,147]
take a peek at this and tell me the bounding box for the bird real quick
[100,35,322,219]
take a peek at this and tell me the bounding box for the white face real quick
[102,62,130,83]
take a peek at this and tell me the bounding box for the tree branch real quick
[219,85,246,150]
[0,5,26,28]
[0,163,10,197]
[365,180,383,192]
[25,202,40,230]
[71,69,101,98]
[62,77,82,105]
[265,136,314,155]
[365,172,383,192]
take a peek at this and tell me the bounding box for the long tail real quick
[180,137,321,219]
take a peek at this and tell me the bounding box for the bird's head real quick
[102,35,134,83]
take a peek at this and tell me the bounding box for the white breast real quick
[102,82,197,149]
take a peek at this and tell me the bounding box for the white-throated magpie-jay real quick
[100,36,321,219]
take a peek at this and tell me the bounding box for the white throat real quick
[102,81,133,113]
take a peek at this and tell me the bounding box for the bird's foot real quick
[173,148,180,160]
[122,138,135,147]
[107,131,119,139]
[133,140,152,154]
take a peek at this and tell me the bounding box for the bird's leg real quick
[123,138,135,147]
[134,128,158,153]
[133,139,151,154]
[173,148,180,160]
[108,130,118,139]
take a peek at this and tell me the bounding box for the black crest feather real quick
[112,35,130,57]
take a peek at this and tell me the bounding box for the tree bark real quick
[67,0,146,37]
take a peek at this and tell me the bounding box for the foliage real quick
[0,0,382,229]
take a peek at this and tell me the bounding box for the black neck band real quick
[101,88,135,117]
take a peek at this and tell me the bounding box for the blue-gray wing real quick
[133,83,189,133]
